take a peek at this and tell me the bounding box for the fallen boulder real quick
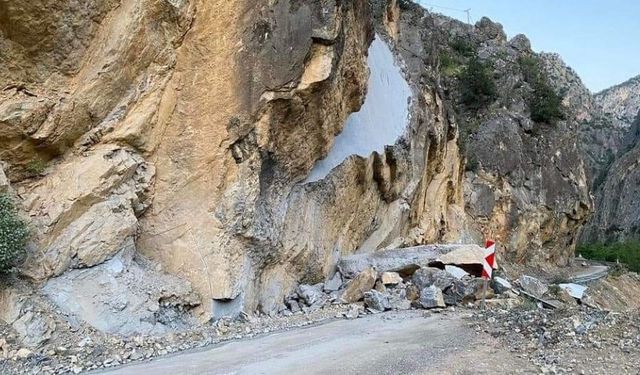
[518,275,548,299]
[380,272,403,285]
[443,279,477,306]
[364,290,391,311]
[558,283,587,299]
[337,244,484,278]
[324,272,343,292]
[492,276,513,294]
[340,267,377,303]
[298,284,324,306]
[419,285,445,308]
[412,267,455,290]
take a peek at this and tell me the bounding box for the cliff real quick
[0,0,596,337]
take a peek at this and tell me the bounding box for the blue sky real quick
[415,0,640,92]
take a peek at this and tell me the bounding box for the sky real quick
[415,0,640,93]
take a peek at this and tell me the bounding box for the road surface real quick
[96,311,536,375]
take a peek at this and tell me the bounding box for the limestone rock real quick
[380,272,403,285]
[298,284,324,306]
[419,286,445,309]
[338,245,483,279]
[412,267,455,291]
[324,272,343,292]
[42,248,200,335]
[21,145,154,280]
[518,275,549,299]
[492,277,513,294]
[0,163,9,193]
[364,290,390,311]
[581,111,640,243]
[443,279,477,306]
[340,268,377,303]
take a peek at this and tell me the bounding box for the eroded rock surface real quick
[0,0,608,329]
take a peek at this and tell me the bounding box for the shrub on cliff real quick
[0,194,29,273]
[460,57,498,109]
[519,55,565,124]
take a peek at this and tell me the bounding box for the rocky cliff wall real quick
[0,0,595,332]
[581,111,640,243]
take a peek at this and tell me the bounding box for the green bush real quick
[26,158,47,176]
[0,194,29,273]
[460,57,498,110]
[448,37,475,58]
[577,241,640,273]
[439,51,463,77]
[518,55,565,124]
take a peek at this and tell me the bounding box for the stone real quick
[374,280,387,293]
[344,305,363,319]
[518,275,549,299]
[287,299,301,313]
[558,283,587,300]
[338,245,484,278]
[0,0,602,327]
[388,295,411,310]
[297,284,324,306]
[492,276,513,294]
[42,249,200,335]
[0,338,8,359]
[444,265,468,279]
[509,34,532,52]
[0,163,9,193]
[405,284,420,301]
[324,272,343,292]
[412,267,455,291]
[364,290,390,312]
[419,286,445,309]
[380,272,403,285]
[340,268,377,303]
[16,348,32,359]
[21,146,154,281]
[443,280,477,306]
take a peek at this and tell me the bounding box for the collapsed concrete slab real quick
[337,244,485,278]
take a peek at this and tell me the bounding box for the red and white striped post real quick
[481,240,497,310]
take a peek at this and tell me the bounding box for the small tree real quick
[0,194,29,273]
[460,57,498,110]
[518,55,565,124]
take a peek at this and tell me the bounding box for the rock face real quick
[595,76,640,131]
[0,0,600,329]
[409,7,592,265]
[579,76,640,190]
[581,111,640,242]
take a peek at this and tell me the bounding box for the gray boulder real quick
[364,290,391,312]
[412,267,455,291]
[324,272,343,292]
[337,244,483,278]
[518,275,548,299]
[298,283,324,306]
[443,279,477,306]
[492,276,513,294]
[419,286,445,309]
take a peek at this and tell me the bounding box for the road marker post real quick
[481,240,497,310]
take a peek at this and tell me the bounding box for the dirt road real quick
[95,310,536,375]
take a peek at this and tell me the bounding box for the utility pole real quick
[464,8,471,24]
